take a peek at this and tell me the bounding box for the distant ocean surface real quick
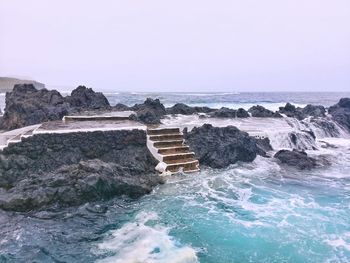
[2,91,350,112]
[1,91,350,263]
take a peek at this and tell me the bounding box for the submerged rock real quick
[166,103,214,115]
[248,105,282,118]
[0,84,110,130]
[0,129,160,211]
[184,124,259,168]
[328,98,350,132]
[274,149,317,170]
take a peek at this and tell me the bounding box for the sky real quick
[0,0,349,92]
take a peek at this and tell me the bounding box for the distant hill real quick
[0,77,45,93]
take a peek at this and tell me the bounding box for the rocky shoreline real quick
[0,84,350,212]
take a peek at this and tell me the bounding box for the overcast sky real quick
[0,0,349,92]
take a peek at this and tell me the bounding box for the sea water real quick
[1,92,350,263]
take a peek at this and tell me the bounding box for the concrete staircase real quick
[147,127,200,174]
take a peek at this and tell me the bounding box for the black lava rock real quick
[328,98,350,132]
[248,105,282,118]
[184,124,259,168]
[274,149,317,170]
[0,129,161,211]
[166,103,214,115]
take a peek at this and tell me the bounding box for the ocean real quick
[1,92,350,263]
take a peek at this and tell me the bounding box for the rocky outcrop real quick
[132,98,166,124]
[113,103,131,111]
[236,108,249,118]
[209,107,249,118]
[255,137,273,156]
[302,104,326,118]
[0,129,161,211]
[66,85,110,109]
[328,98,350,132]
[184,124,260,168]
[166,103,214,115]
[209,107,237,118]
[278,103,305,120]
[278,103,326,120]
[0,84,71,130]
[274,149,317,170]
[0,84,111,130]
[248,105,282,118]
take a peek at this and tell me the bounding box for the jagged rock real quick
[66,85,110,109]
[0,84,111,130]
[255,137,273,156]
[113,103,131,111]
[310,118,341,137]
[166,103,214,115]
[236,108,249,118]
[133,98,166,124]
[184,124,259,168]
[0,84,70,130]
[248,105,282,118]
[278,103,305,120]
[328,98,350,132]
[302,104,326,118]
[0,160,162,212]
[274,149,317,170]
[210,107,237,118]
[0,129,161,211]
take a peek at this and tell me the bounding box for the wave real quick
[95,211,198,263]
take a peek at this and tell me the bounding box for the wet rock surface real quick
[184,124,260,168]
[166,103,214,115]
[209,107,237,118]
[329,98,350,132]
[274,149,317,170]
[0,129,161,211]
[249,105,282,118]
[0,84,110,130]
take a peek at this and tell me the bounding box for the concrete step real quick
[157,146,190,155]
[164,157,196,165]
[166,160,199,173]
[149,134,183,142]
[163,152,195,162]
[147,128,180,135]
[153,140,183,148]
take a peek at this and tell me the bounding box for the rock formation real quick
[0,84,110,130]
[274,149,317,170]
[65,85,110,109]
[132,98,167,124]
[0,129,161,211]
[248,105,282,118]
[166,103,214,115]
[328,98,350,132]
[184,124,260,168]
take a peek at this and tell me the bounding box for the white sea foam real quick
[95,212,198,263]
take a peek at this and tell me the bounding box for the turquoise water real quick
[1,93,350,262]
[95,149,350,263]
